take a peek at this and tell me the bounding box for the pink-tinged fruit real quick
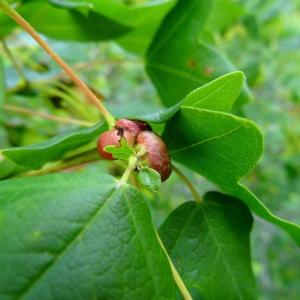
[136,131,172,181]
[115,119,150,138]
[97,129,134,160]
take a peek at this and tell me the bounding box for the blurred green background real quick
[1,0,300,299]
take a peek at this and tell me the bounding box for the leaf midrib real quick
[147,62,205,84]
[17,186,118,299]
[167,203,244,299]
[147,0,200,59]
[200,204,244,299]
[170,124,243,155]
[187,76,239,109]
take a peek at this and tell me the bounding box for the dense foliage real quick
[0,0,299,299]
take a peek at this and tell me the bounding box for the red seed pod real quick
[97,129,135,160]
[136,131,172,181]
[115,119,150,138]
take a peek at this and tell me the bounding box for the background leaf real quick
[0,158,27,179]
[0,0,131,41]
[49,0,176,55]
[3,122,105,169]
[146,0,251,108]
[0,171,177,300]
[159,191,258,300]
[202,0,246,37]
[127,71,244,124]
[0,57,4,107]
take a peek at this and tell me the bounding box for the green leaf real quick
[137,167,161,193]
[0,57,4,107]
[164,107,262,185]
[3,122,105,169]
[0,1,131,41]
[227,183,300,247]
[159,192,258,300]
[123,71,244,124]
[203,0,246,34]
[182,71,244,112]
[115,1,176,55]
[49,0,93,14]
[0,10,17,37]
[50,0,176,54]
[134,103,181,124]
[104,138,135,161]
[164,107,300,246]
[146,0,251,108]
[0,158,27,179]
[0,172,177,299]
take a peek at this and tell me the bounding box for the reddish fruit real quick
[137,131,172,181]
[115,119,150,138]
[97,129,134,160]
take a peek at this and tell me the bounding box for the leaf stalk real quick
[118,155,137,186]
[172,165,203,203]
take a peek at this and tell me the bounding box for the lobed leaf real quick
[182,71,244,112]
[0,171,177,300]
[159,192,258,300]
[104,138,135,161]
[163,105,300,246]
[129,71,244,124]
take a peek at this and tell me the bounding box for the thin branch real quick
[0,38,29,85]
[156,232,193,300]
[172,165,203,203]
[3,104,94,127]
[0,2,115,128]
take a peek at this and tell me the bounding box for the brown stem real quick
[0,2,115,128]
[3,104,94,127]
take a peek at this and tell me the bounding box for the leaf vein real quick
[147,63,205,84]
[200,205,244,299]
[17,187,118,299]
[147,0,200,59]
[170,124,243,155]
